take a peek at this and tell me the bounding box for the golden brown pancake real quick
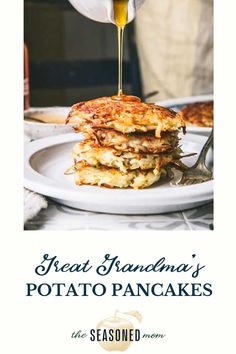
[78,128,179,154]
[72,161,166,189]
[177,101,213,127]
[67,97,185,138]
[70,139,179,173]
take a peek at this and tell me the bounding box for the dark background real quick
[24,0,142,107]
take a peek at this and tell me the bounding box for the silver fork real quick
[178,129,213,185]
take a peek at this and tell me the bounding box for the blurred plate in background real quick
[156,94,213,136]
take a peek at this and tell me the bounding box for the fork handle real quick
[195,129,213,167]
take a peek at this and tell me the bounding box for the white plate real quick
[24,107,74,140]
[24,133,213,214]
[156,94,213,137]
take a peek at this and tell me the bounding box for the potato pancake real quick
[71,139,179,173]
[79,128,179,154]
[72,161,166,189]
[178,101,213,127]
[67,97,185,138]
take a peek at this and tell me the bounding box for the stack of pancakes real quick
[66,97,186,189]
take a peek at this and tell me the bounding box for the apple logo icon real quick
[96,310,142,352]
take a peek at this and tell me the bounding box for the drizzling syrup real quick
[112,0,141,102]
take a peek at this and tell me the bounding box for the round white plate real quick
[24,133,213,214]
[24,107,74,140]
[156,94,213,137]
